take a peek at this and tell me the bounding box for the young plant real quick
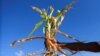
[11,0,80,56]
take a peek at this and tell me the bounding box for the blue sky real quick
[1,0,100,56]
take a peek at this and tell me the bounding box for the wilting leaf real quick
[57,15,64,27]
[10,36,44,47]
[58,30,80,42]
[55,0,75,21]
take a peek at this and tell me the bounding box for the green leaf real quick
[40,14,46,19]
[27,20,44,37]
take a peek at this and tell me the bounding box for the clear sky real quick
[1,0,100,56]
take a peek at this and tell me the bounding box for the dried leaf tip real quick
[50,5,54,11]
[32,6,42,14]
